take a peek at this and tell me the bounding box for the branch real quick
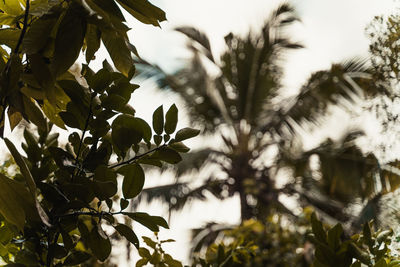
[110,144,166,169]
[14,0,30,54]
[75,93,94,163]
[54,210,125,219]
[86,144,166,179]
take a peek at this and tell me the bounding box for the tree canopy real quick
[0,0,199,265]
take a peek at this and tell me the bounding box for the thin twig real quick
[110,144,166,169]
[86,144,167,179]
[54,210,125,219]
[14,0,30,54]
[72,93,94,181]
[75,94,94,163]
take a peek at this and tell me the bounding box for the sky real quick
[105,0,400,265]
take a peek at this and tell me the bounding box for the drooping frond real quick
[269,58,380,135]
[175,26,214,62]
[138,179,225,212]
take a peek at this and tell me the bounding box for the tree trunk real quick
[239,185,253,221]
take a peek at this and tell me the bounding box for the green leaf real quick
[22,95,47,131]
[0,28,21,49]
[174,127,200,142]
[154,135,162,146]
[327,223,342,250]
[87,68,112,93]
[164,104,178,134]
[169,142,190,153]
[111,114,145,153]
[120,198,129,210]
[119,163,145,199]
[311,212,327,243]
[85,23,101,63]
[52,4,86,76]
[116,0,166,26]
[93,165,117,200]
[156,146,182,164]
[0,0,24,16]
[374,258,388,267]
[23,17,55,54]
[63,251,91,266]
[101,29,134,77]
[88,224,112,262]
[4,139,37,197]
[152,105,164,135]
[123,212,168,232]
[0,173,29,230]
[363,222,373,249]
[114,224,139,248]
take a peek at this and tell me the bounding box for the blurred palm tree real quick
[136,3,400,227]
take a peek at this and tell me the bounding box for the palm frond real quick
[137,178,225,212]
[175,26,214,62]
[190,222,234,255]
[269,58,375,135]
[174,148,223,176]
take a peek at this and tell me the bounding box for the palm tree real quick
[136,3,399,226]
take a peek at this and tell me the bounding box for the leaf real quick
[52,4,86,76]
[8,107,22,131]
[114,224,139,248]
[119,164,145,199]
[120,198,129,210]
[88,224,112,262]
[123,212,169,232]
[156,146,182,164]
[311,212,327,243]
[116,0,166,26]
[0,28,21,49]
[169,142,190,153]
[22,95,47,131]
[0,173,29,230]
[85,23,101,63]
[87,68,112,93]
[111,114,144,153]
[174,127,200,142]
[63,251,91,266]
[0,0,23,16]
[327,223,342,251]
[4,139,37,197]
[164,104,178,134]
[374,258,388,267]
[22,17,55,54]
[152,105,164,135]
[101,29,134,77]
[93,165,117,200]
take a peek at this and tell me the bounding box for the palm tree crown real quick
[137,3,399,226]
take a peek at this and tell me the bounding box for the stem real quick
[55,210,125,219]
[110,144,166,169]
[14,0,30,54]
[72,93,94,181]
[74,95,94,163]
[87,144,166,179]
[46,232,59,267]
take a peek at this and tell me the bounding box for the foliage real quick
[192,213,311,267]
[136,233,183,267]
[0,0,200,265]
[308,213,400,267]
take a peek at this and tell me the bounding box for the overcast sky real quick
[111,0,400,265]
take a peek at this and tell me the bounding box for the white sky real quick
[107,0,400,265]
